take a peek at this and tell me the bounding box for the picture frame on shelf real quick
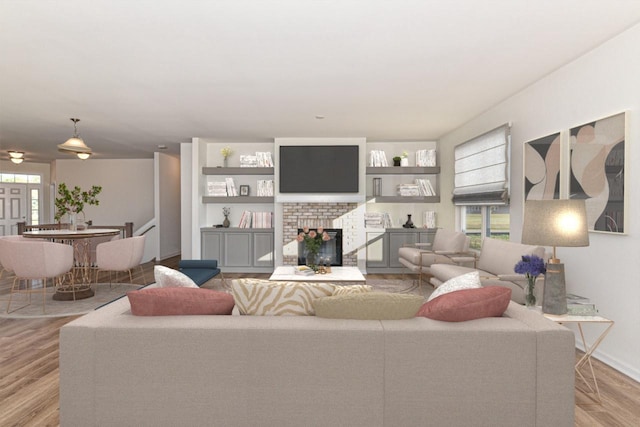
[239,185,250,196]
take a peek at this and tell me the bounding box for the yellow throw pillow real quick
[231,279,336,316]
[313,292,424,320]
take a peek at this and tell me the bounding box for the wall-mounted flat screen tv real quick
[279,145,359,193]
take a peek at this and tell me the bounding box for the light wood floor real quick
[1,258,639,426]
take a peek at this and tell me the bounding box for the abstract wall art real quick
[524,132,561,200]
[569,112,626,233]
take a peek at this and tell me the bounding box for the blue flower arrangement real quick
[514,255,546,307]
[514,255,546,278]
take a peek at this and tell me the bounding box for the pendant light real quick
[58,118,92,157]
[9,151,24,164]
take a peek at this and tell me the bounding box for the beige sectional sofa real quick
[59,291,574,427]
[430,238,547,305]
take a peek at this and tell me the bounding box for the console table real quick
[544,313,615,402]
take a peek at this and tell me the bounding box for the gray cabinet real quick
[201,228,274,273]
[366,228,436,273]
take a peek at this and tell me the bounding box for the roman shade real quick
[452,124,511,205]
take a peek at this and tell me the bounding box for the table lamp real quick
[521,200,589,314]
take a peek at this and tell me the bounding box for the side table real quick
[544,313,614,402]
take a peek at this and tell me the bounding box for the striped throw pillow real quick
[231,279,336,315]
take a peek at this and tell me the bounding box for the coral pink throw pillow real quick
[127,287,234,316]
[417,287,511,322]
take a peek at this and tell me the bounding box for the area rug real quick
[0,283,143,319]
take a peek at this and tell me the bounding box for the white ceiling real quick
[2,0,640,163]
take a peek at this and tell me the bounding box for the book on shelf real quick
[257,179,274,196]
[225,178,238,196]
[369,150,389,167]
[364,212,393,228]
[414,179,436,196]
[207,181,229,196]
[239,152,273,167]
[423,211,436,228]
[416,149,437,167]
[237,211,273,228]
[397,184,420,196]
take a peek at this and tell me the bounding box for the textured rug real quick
[0,283,143,319]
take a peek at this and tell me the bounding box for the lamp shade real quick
[58,137,92,154]
[522,200,590,248]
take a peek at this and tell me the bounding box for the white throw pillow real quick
[427,271,481,301]
[154,265,198,288]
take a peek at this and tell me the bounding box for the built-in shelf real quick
[367,196,440,203]
[202,196,275,204]
[202,167,274,175]
[366,166,440,175]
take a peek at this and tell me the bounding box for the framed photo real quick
[524,132,561,201]
[239,185,250,196]
[569,112,626,233]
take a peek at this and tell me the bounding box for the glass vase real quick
[68,213,78,231]
[305,251,318,270]
[525,277,536,307]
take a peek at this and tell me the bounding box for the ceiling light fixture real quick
[8,151,24,164]
[9,151,24,159]
[58,118,93,156]
[76,152,91,160]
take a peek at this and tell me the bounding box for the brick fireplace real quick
[282,202,359,266]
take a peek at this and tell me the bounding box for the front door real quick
[0,183,27,236]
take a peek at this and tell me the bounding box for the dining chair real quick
[94,235,147,285]
[6,240,74,314]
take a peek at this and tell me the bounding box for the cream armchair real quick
[95,236,147,285]
[398,229,473,285]
[6,240,74,314]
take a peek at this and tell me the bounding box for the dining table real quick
[22,228,121,300]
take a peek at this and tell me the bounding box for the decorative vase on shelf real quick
[400,157,409,167]
[223,157,228,168]
[223,215,230,228]
[393,158,401,166]
[403,214,415,228]
[525,277,536,308]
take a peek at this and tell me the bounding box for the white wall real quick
[438,23,640,381]
[155,152,181,260]
[54,159,154,231]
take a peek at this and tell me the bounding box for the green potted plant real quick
[392,156,402,166]
[54,183,102,230]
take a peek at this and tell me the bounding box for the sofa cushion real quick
[432,229,468,252]
[154,265,199,288]
[313,292,424,320]
[231,279,336,315]
[332,284,373,296]
[477,238,545,276]
[127,287,235,316]
[417,287,511,322]
[427,271,481,302]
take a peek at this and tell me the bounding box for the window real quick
[30,188,40,225]
[461,205,510,250]
[454,124,511,249]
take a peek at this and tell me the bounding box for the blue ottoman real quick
[178,259,222,286]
